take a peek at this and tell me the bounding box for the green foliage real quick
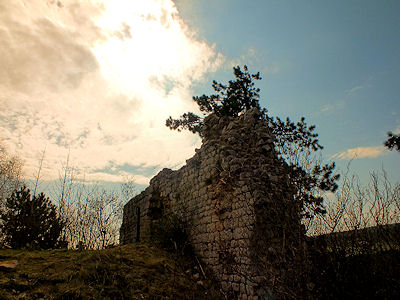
[166,65,339,219]
[166,65,262,136]
[268,116,322,152]
[268,115,339,218]
[166,112,203,136]
[384,131,400,152]
[0,186,64,249]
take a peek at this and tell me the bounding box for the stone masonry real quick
[120,108,305,299]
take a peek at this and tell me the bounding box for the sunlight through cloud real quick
[0,0,224,184]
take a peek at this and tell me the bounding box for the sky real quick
[1,0,399,189]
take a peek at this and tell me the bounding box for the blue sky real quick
[175,0,400,183]
[0,0,398,190]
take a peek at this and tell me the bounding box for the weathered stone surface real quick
[120,108,305,299]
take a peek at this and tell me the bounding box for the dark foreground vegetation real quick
[0,229,399,299]
[308,223,400,299]
[0,243,222,299]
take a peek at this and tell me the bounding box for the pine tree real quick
[0,186,65,249]
[166,66,339,221]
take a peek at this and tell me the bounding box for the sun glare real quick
[91,0,188,95]
[88,0,220,133]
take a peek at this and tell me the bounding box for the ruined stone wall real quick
[120,108,305,299]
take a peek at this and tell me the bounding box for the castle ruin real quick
[120,108,306,299]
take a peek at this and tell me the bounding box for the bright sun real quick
[90,0,222,129]
[92,0,192,95]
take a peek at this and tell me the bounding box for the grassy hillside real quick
[0,243,222,299]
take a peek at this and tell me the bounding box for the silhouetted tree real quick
[269,116,339,220]
[166,66,339,221]
[384,131,400,152]
[166,66,262,136]
[0,186,64,249]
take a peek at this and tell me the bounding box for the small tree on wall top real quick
[166,66,262,136]
[166,66,339,222]
[0,186,65,249]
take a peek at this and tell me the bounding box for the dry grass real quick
[0,243,222,299]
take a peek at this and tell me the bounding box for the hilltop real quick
[0,243,222,299]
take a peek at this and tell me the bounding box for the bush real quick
[0,186,65,249]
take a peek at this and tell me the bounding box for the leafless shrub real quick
[30,153,135,250]
[0,144,23,207]
[309,165,400,237]
[306,166,400,298]
[54,170,132,249]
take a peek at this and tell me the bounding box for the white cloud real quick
[316,101,345,115]
[346,84,370,95]
[0,0,224,183]
[320,104,335,112]
[332,146,387,160]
